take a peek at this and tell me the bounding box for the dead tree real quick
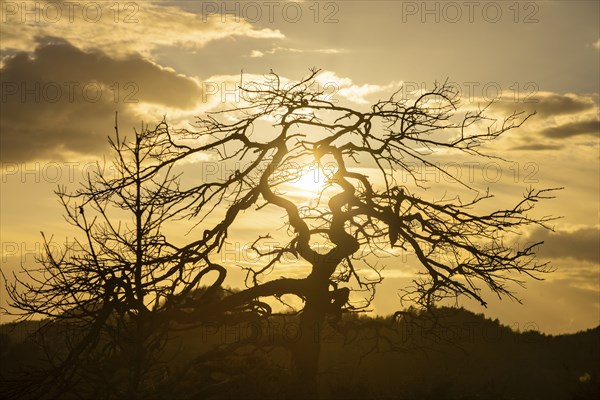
[154,69,559,397]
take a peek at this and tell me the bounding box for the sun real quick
[284,164,331,199]
[295,168,326,192]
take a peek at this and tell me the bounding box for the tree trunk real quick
[291,284,328,399]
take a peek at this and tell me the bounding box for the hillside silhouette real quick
[2,305,598,400]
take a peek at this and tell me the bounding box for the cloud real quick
[509,144,564,151]
[525,226,600,264]
[491,92,599,150]
[0,40,203,162]
[184,69,395,114]
[0,1,284,58]
[250,50,265,58]
[248,46,343,58]
[315,71,400,104]
[541,118,600,138]
[493,92,597,118]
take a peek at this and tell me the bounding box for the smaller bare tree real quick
[2,116,204,399]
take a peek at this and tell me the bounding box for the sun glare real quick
[284,165,332,199]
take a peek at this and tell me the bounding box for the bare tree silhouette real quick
[3,69,559,399]
[2,117,207,399]
[155,69,559,396]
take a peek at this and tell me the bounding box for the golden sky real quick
[1,0,598,334]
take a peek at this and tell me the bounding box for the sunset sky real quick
[1,0,599,334]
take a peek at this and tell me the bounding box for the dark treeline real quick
[1,305,598,400]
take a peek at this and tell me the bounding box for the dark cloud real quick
[1,39,202,162]
[510,144,564,151]
[532,94,597,117]
[495,93,597,118]
[541,119,600,139]
[526,227,600,264]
